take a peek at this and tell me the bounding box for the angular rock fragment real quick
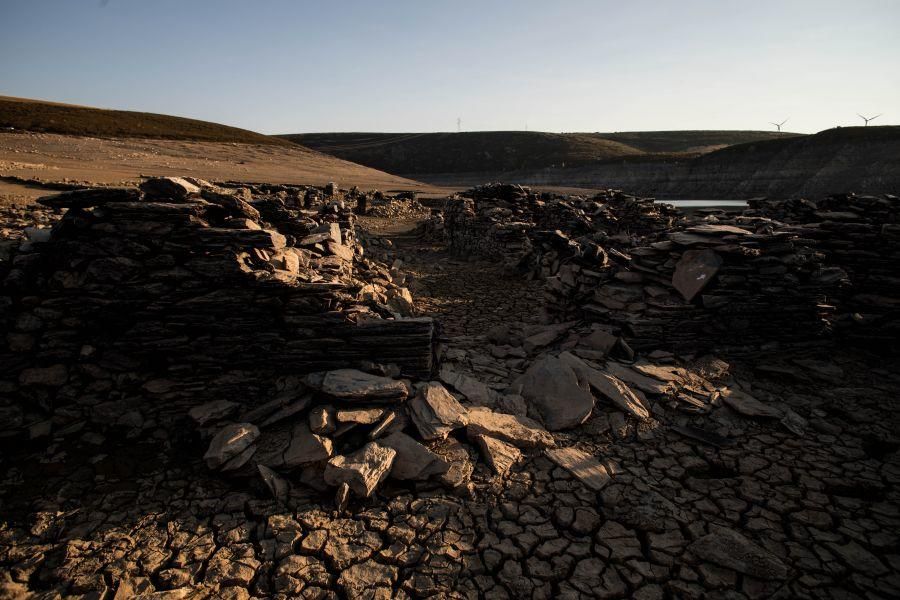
[673,248,723,302]
[687,528,789,579]
[408,382,468,440]
[545,446,611,491]
[475,434,521,476]
[336,408,385,425]
[188,399,239,426]
[431,437,475,490]
[308,405,336,434]
[324,442,396,497]
[139,176,200,200]
[282,423,333,468]
[721,388,782,418]
[512,354,594,430]
[603,361,672,395]
[465,406,554,449]
[260,395,311,428]
[379,431,450,480]
[439,364,498,406]
[312,369,409,402]
[258,464,290,504]
[204,423,260,470]
[558,352,650,420]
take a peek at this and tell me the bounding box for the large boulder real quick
[512,354,594,430]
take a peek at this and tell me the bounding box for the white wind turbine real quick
[857,113,882,126]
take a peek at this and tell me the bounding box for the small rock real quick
[380,431,450,480]
[282,423,333,468]
[324,442,396,498]
[466,406,554,448]
[189,400,239,426]
[204,423,260,470]
[545,446,611,491]
[475,434,522,476]
[408,382,468,440]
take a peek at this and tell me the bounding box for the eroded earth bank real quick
[1,179,898,600]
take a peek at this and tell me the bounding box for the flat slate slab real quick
[313,369,409,402]
[465,406,554,449]
[545,446,611,491]
[673,249,723,302]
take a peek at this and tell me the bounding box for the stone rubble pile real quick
[442,184,678,271]
[194,365,565,505]
[363,191,430,219]
[0,177,434,445]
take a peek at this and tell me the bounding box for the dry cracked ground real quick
[2,214,900,600]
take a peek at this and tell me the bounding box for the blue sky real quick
[1,0,898,134]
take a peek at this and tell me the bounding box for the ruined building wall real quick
[440,184,897,355]
[0,180,434,441]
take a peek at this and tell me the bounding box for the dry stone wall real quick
[0,178,435,442]
[440,184,898,355]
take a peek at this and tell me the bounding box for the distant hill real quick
[0,95,290,145]
[282,130,798,175]
[280,131,648,174]
[376,126,900,199]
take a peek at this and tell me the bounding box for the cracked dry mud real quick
[2,216,900,600]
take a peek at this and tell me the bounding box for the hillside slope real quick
[0,95,289,145]
[284,130,796,175]
[0,96,440,193]
[410,127,900,198]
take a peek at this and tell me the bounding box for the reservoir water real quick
[655,199,748,209]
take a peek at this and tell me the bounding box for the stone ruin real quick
[436,182,899,355]
[0,177,578,507]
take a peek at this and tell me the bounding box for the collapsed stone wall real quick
[442,183,679,271]
[0,178,435,442]
[440,184,898,355]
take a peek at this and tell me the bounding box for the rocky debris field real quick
[1,179,899,599]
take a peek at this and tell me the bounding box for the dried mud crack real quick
[1,180,899,600]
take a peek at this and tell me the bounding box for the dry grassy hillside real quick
[0,95,289,145]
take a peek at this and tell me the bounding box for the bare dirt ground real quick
[0,131,449,193]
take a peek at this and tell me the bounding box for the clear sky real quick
[2,0,898,134]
